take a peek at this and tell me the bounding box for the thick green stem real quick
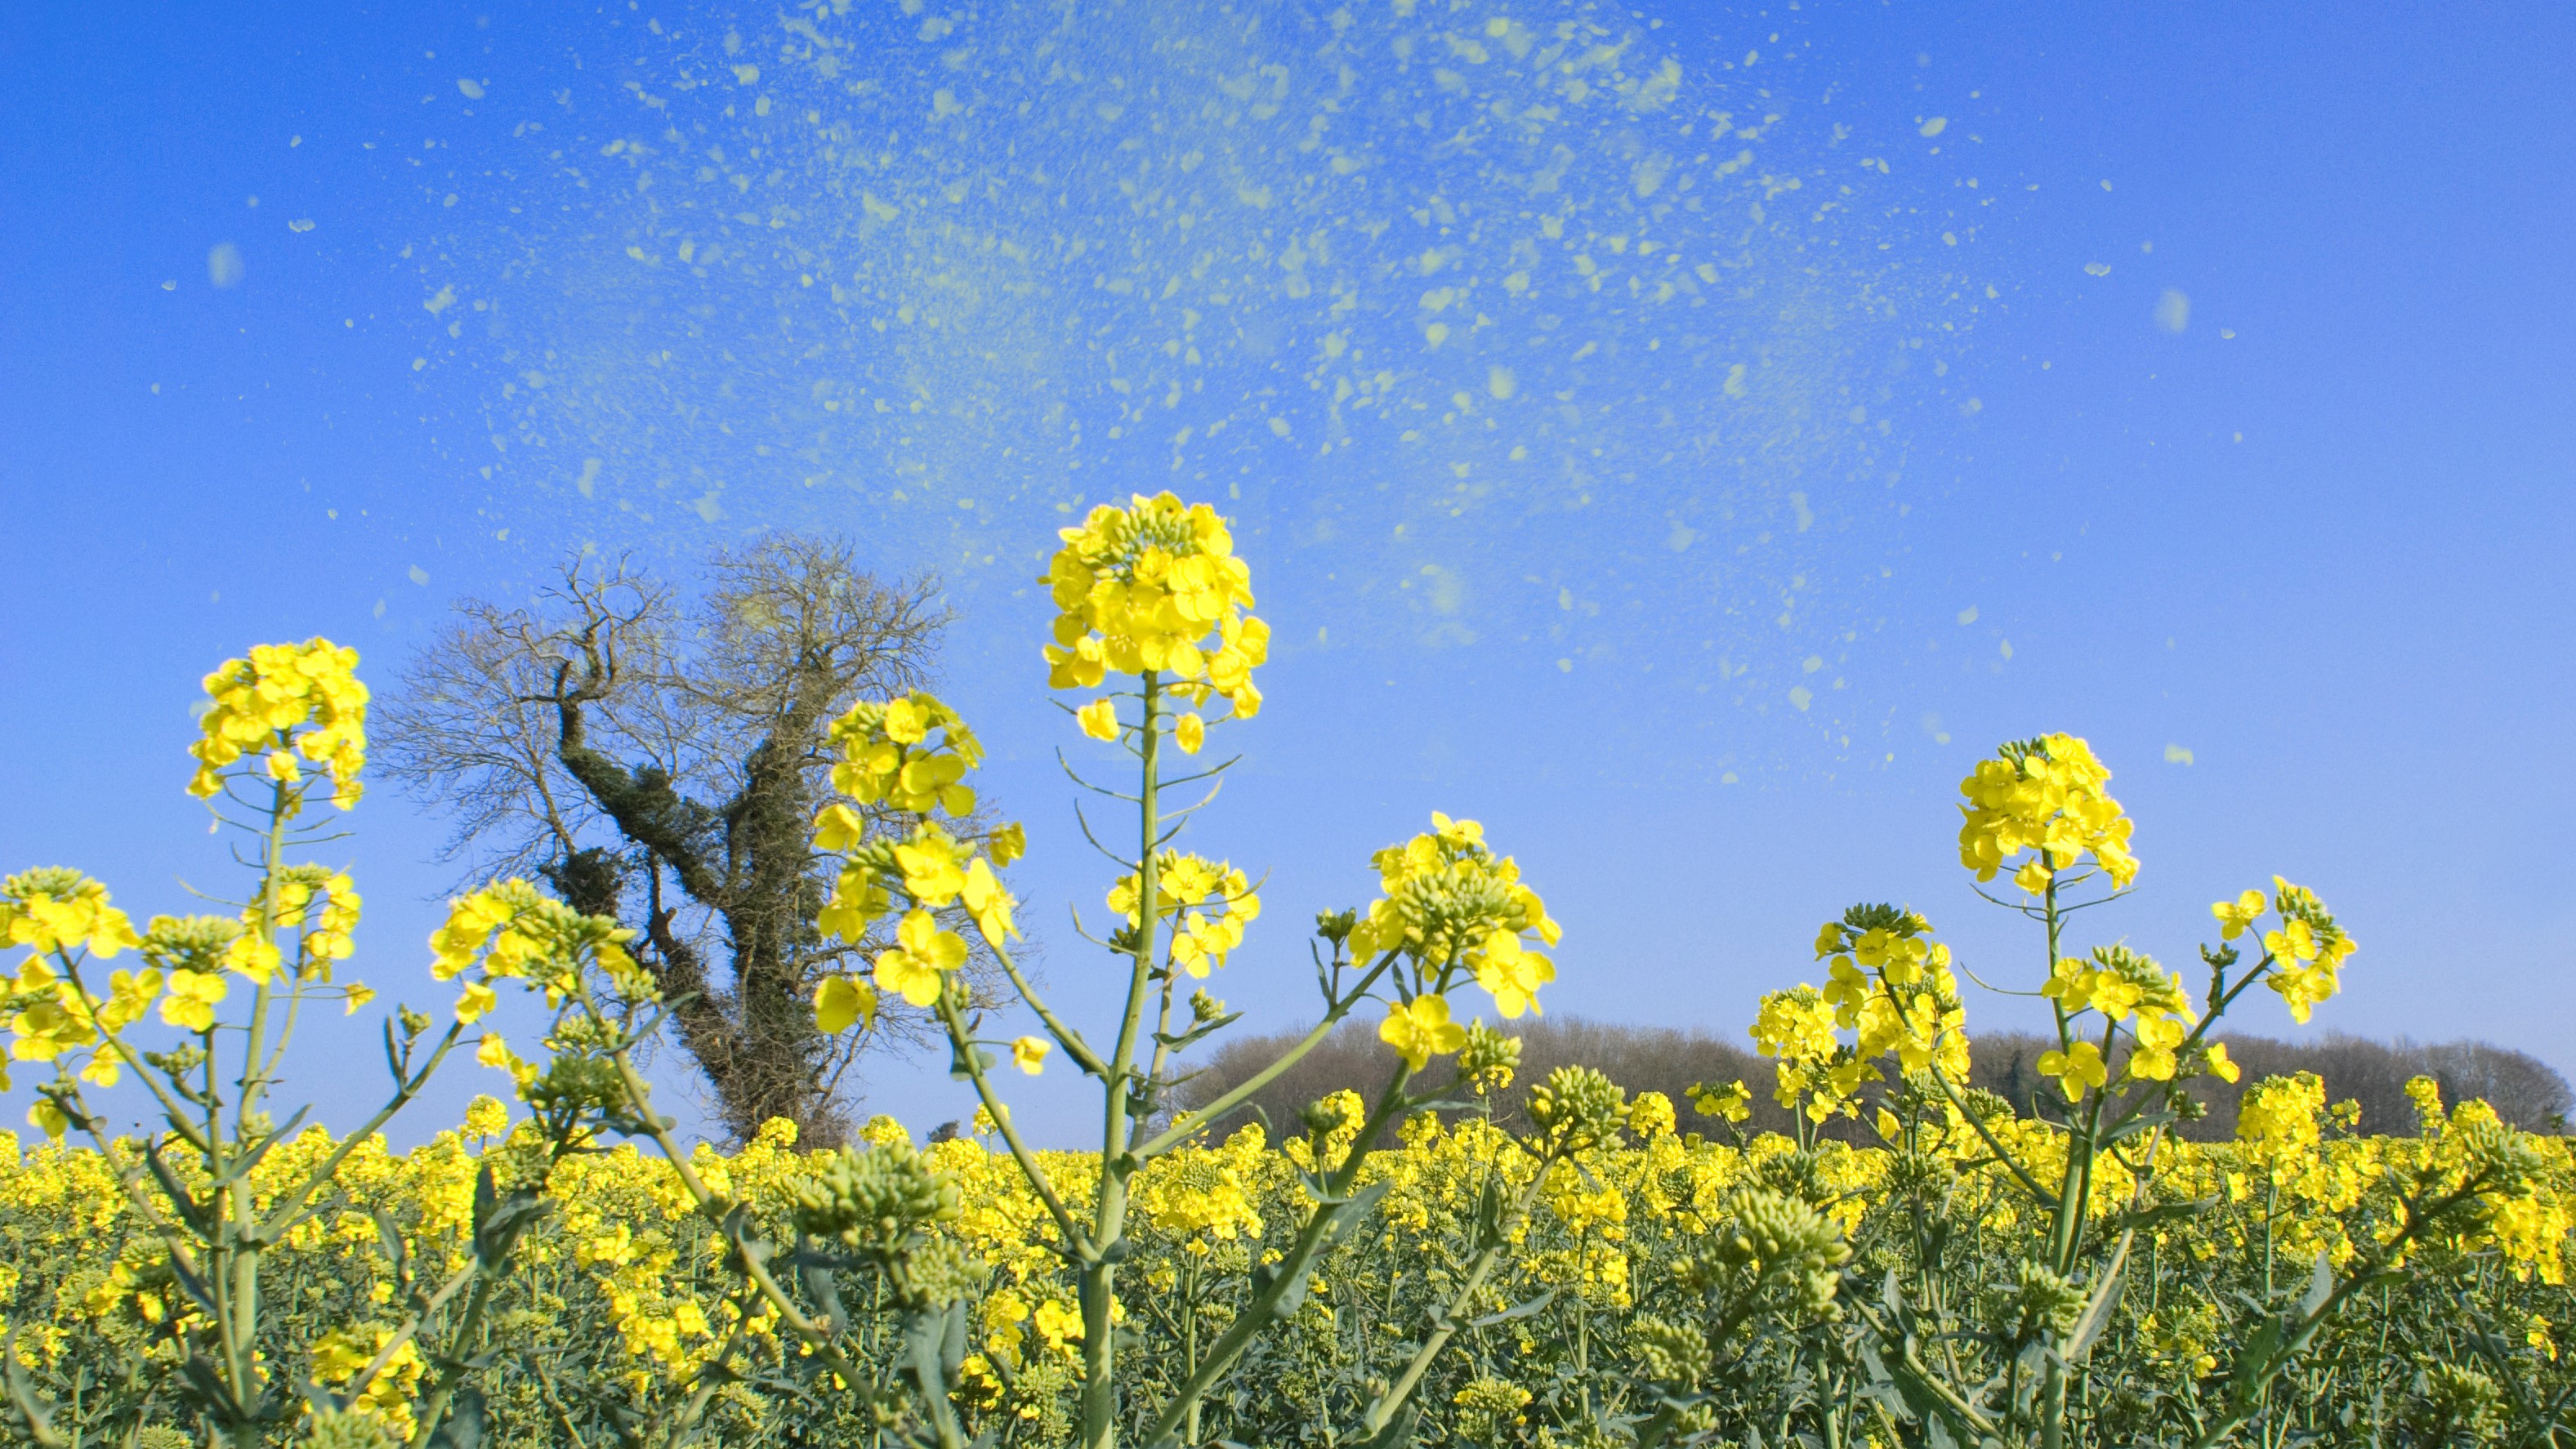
[1078,674,1164,1449]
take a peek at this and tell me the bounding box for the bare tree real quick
[376,536,956,1147]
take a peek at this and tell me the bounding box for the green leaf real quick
[1468,1289,1558,1329]
[2301,1251,2334,1317]
[426,1388,488,1449]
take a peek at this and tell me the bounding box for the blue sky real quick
[2,0,2569,1147]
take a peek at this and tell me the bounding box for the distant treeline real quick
[1167,1015,2571,1144]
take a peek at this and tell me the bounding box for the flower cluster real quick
[1814,907,1970,1080]
[430,880,645,1028]
[1749,985,1872,1121]
[821,691,984,818]
[1688,1079,1755,1123]
[2236,1070,2328,1170]
[1956,733,2137,891]
[187,638,369,809]
[1349,814,1558,1001]
[810,694,1025,1032]
[4,871,144,1099]
[1041,492,1270,720]
[2212,876,2359,1023]
[1344,814,1559,1074]
[0,868,141,963]
[1132,1130,1268,1251]
[4,866,378,1117]
[1106,851,1260,977]
[2032,945,2218,1095]
[812,818,1021,1022]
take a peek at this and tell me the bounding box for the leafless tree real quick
[376,536,958,1147]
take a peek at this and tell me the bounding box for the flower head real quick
[874,908,967,1008]
[1,868,141,961]
[2257,877,2356,1024]
[1011,1035,1051,1075]
[1108,852,1256,976]
[815,974,879,1035]
[1379,993,1467,1071]
[1040,493,1267,718]
[2211,889,2266,940]
[188,639,368,810]
[2037,1040,2109,1098]
[1689,1079,1754,1123]
[1346,814,1559,1018]
[1956,734,2136,889]
[824,692,982,818]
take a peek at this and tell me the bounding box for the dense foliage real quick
[3,496,2569,1449]
[3,1088,2570,1449]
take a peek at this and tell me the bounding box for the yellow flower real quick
[895,838,970,907]
[454,980,498,1024]
[2237,1071,2324,1167]
[187,638,368,809]
[2012,858,2054,896]
[962,858,1017,943]
[1077,698,1119,741]
[875,909,966,1008]
[815,975,878,1035]
[476,1033,538,1089]
[221,931,281,984]
[824,692,982,817]
[1471,929,1554,1019]
[1174,711,1206,754]
[0,868,142,959]
[2127,1013,2189,1081]
[989,823,1027,866]
[1345,814,1559,967]
[814,804,867,853]
[2203,1041,2241,1083]
[1688,1079,1753,1122]
[1379,993,1467,1071]
[2037,1040,2108,1096]
[27,1098,69,1139]
[1039,493,1266,716]
[2211,889,2266,939]
[1954,734,2137,889]
[1011,1036,1051,1075]
[160,969,227,1032]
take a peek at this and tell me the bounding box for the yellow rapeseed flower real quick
[2212,889,2266,939]
[2037,1040,2108,1097]
[1471,930,1554,1019]
[1380,993,1467,1071]
[875,909,966,1008]
[815,975,878,1035]
[187,639,368,810]
[160,969,228,1032]
[1039,493,1268,717]
[1955,733,2136,889]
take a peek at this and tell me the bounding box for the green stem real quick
[1137,1059,1417,1449]
[1078,671,1165,1449]
[1357,1163,1553,1436]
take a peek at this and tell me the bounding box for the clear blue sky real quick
[2,0,2569,1147]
